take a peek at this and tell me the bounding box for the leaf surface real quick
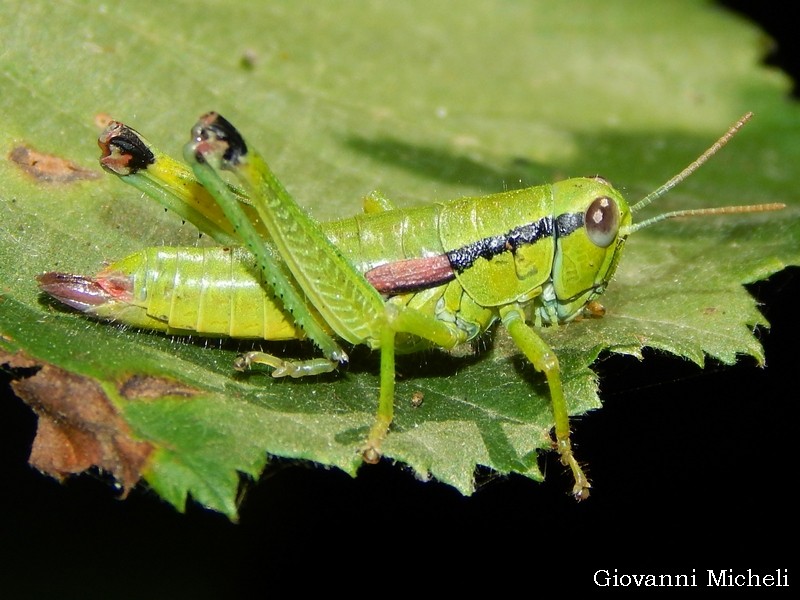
[1,0,798,517]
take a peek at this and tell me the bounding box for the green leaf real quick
[2,0,798,518]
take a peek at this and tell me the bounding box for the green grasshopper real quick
[38,112,783,500]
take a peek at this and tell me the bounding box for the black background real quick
[2,3,796,595]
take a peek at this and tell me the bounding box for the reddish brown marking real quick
[364,254,455,295]
[99,148,133,174]
[97,120,159,177]
[37,271,133,312]
[96,271,134,301]
[8,145,99,183]
[94,112,114,129]
[97,120,124,151]
[38,272,114,311]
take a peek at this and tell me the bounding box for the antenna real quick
[623,113,785,235]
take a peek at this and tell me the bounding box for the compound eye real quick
[585,196,619,248]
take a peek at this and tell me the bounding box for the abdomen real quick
[118,246,311,340]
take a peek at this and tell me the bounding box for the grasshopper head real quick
[547,113,784,323]
[548,177,632,321]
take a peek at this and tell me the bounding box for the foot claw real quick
[557,437,591,501]
[361,444,382,464]
[573,484,591,502]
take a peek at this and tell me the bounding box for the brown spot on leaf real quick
[119,374,199,401]
[8,145,100,183]
[9,362,152,494]
[239,48,259,70]
[94,112,114,129]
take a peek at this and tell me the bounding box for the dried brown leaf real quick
[10,363,152,493]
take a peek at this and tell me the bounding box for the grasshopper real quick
[38,112,783,500]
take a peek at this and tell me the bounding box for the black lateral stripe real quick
[446,213,583,273]
[555,212,584,237]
